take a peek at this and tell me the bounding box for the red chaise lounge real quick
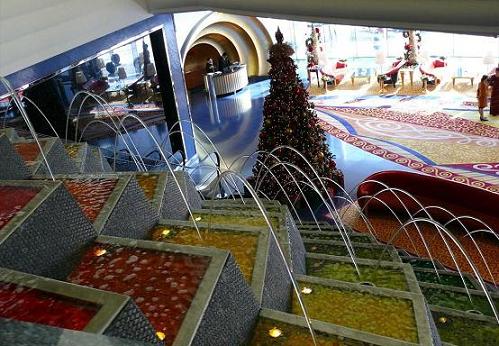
[357,170,499,233]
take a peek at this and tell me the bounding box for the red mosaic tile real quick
[63,179,117,222]
[14,143,41,163]
[0,281,98,331]
[68,244,210,345]
[0,186,40,230]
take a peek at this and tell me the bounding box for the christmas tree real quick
[252,28,343,203]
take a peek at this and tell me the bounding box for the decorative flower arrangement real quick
[305,26,321,67]
[402,31,421,67]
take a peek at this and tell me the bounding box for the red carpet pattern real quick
[317,106,499,140]
[318,118,499,194]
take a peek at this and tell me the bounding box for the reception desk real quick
[204,65,249,96]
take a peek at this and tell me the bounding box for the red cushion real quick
[357,171,499,233]
[433,59,446,68]
[336,62,347,69]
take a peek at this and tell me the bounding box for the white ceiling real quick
[147,0,499,36]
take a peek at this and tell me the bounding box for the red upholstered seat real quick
[320,60,348,84]
[420,59,447,81]
[357,171,499,233]
[378,59,405,86]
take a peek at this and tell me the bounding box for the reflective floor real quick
[189,79,414,195]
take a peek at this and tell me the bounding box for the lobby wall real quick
[1,12,197,158]
[0,0,152,78]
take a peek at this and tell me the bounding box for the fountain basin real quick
[419,282,499,317]
[251,309,348,345]
[190,206,306,274]
[300,230,375,243]
[64,143,111,173]
[0,134,31,179]
[132,171,202,220]
[150,219,293,310]
[0,267,156,343]
[35,174,158,237]
[0,319,156,346]
[431,305,499,346]
[298,222,338,231]
[201,198,282,212]
[402,256,446,270]
[291,275,436,345]
[68,235,259,345]
[12,137,78,175]
[304,239,401,262]
[0,180,96,280]
[306,254,421,293]
[413,268,480,289]
[0,127,20,140]
[190,209,281,229]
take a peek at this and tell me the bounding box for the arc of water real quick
[259,190,271,200]
[262,165,355,258]
[251,151,321,229]
[67,91,147,171]
[355,195,420,256]
[168,129,243,200]
[252,158,302,224]
[264,161,360,275]
[78,119,143,172]
[0,76,55,180]
[232,151,311,227]
[213,170,318,345]
[465,229,499,240]
[168,119,243,203]
[357,183,441,278]
[263,146,355,262]
[113,134,147,172]
[69,92,143,170]
[315,176,378,244]
[5,96,59,138]
[273,179,323,234]
[385,211,472,300]
[68,91,121,142]
[289,179,358,257]
[389,218,499,324]
[66,91,110,142]
[414,206,497,288]
[116,114,202,239]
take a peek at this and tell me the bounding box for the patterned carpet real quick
[340,204,499,284]
[317,106,499,139]
[309,80,499,284]
[315,106,499,194]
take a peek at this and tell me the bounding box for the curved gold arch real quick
[181,13,272,76]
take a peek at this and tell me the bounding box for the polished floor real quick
[188,80,417,196]
[189,76,499,195]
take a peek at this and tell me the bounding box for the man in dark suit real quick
[218,53,231,73]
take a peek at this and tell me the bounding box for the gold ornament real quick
[268,327,282,338]
[156,331,166,340]
[301,287,313,294]
[94,248,107,257]
[161,229,171,237]
[437,316,448,324]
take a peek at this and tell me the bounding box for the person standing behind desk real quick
[206,58,216,73]
[218,53,231,73]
